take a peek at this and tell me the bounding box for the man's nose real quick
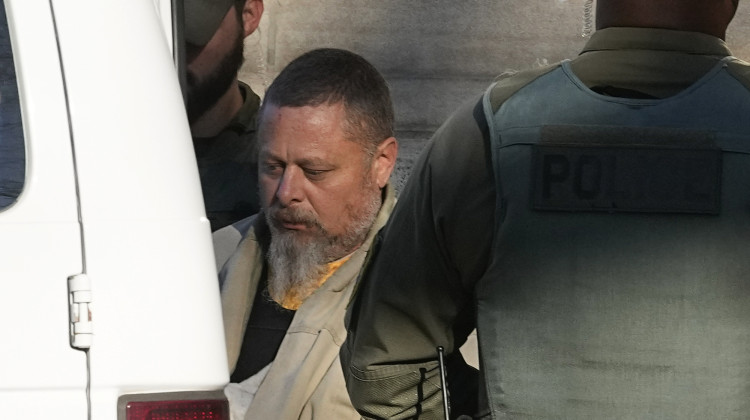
[275,167,304,206]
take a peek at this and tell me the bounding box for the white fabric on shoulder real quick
[224,363,272,420]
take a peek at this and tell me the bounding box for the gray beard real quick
[265,185,382,306]
[265,229,329,307]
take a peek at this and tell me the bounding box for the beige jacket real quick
[217,185,395,420]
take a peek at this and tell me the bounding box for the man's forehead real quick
[258,103,359,152]
[259,102,345,126]
[259,145,333,166]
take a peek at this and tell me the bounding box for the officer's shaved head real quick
[596,0,739,39]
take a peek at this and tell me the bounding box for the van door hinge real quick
[68,274,93,350]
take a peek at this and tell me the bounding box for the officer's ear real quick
[241,0,264,37]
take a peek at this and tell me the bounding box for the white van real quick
[0,0,229,419]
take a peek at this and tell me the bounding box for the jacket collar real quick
[582,27,732,57]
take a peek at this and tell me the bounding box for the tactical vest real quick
[479,58,750,419]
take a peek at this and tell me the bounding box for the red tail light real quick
[126,399,228,420]
[119,391,228,420]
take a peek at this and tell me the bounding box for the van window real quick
[0,0,25,209]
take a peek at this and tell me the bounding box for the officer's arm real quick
[342,96,494,419]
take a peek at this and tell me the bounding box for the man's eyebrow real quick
[296,157,333,167]
[258,151,332,167]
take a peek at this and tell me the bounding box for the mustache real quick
[267,206,323,230]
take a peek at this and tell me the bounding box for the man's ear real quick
[372,137,398,189]
[242,0,264,37]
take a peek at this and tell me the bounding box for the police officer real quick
[342,0,750,418]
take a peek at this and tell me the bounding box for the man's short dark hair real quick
[261,48,395,156]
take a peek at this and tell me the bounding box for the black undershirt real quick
[230,267,295,383]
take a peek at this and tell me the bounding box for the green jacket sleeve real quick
[342,96,494,419]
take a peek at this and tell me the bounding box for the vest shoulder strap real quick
[484,63,561,113]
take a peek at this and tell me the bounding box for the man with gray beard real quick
[213,48,398,420]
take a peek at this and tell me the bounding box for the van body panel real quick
[0,0,88,418]
[51,0,207,222]
[85,220,228,390]
[1,0,229,418]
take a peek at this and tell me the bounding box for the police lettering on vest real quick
[532,125,722,214]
